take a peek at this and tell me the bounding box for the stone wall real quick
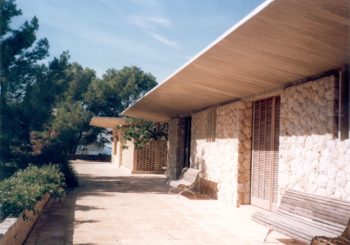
[168,73,349,205]
[237,102,253,205]
[0,193,50,245]
[279,75,350,201]
[190,101,252,205]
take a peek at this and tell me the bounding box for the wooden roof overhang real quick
[89,117,129,129]
[122,0,350,122]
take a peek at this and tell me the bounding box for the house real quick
[122,0,350,210]
[90,117,167,174]
[75,133,112,156]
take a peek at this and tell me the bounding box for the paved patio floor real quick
[25,161,304,245]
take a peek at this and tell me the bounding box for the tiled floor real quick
[25,160,304,245]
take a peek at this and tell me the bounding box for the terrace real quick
[25,160,302,244]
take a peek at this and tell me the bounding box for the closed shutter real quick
[206,108,216,142]
[272,97,280,205]
[251,96,280,210]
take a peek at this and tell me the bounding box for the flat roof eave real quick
[122,0,350,122]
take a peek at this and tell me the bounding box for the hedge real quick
[0,165,66,219]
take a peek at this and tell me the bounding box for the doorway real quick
[251,96,280,210]
[183,117,191,168]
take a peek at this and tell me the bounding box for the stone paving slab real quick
[25,160,304,245]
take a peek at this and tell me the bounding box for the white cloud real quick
[145,17,171,27]
[127,15,172,30]
[147,32,180,49]
[127,15,178,49]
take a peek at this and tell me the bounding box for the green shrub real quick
[31,141,79,188]
[59,161,79,188]
[0,165,66,219]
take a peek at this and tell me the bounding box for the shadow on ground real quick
[78,174,169,195]
[24,163,179,244]
[25,162,300,245]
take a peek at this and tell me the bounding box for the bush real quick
[0,165,66,219]
[31,140,79,188]
[59,161,79,188]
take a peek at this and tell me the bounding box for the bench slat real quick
[280,202,349,226]
[286,191,350,208]
[254,211,342,236]
[280,201,350,218]
[282,194,350,213]
[252,190,350,243]
[283,192,350,211]
[275,210,344,234]
[253,212,313,242]
[252,212,339,242]
[280,193,350,226]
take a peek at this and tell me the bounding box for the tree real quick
[0,0,49,162]
[29,59,98,157]
[83,66,157,151]
[49,62,97,154]
[24,52,71,133]
[51,101,91,154]
[85,66,157,117]
[0,0,158,174]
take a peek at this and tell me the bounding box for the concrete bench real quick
[168,168,201,198]
[252,190,350,243]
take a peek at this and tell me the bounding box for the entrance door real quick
[251,96,280,210]
[183,117,191,168]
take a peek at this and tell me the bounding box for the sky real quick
[14,0,263,82]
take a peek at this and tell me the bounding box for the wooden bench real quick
[252,190,350,243]
[168,168,201,198]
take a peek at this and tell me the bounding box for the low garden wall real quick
[0,164,66,245]
[0,193,50,245]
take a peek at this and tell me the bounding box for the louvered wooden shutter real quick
[272,97,280,205]
[206,108,216,142]
[251,97,280,210]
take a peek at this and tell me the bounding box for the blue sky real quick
[15,0,263,82]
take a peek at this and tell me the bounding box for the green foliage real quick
[85,66,157,117]
[84,66,157,151]
[122,118,168,149]
[27,58,99,159]
[0,0,158,184]
[30,141,79,188]
[24,52,71,132]
[0,0,22,36]
[0,164,65,219]
[59,161,79,188]
[0,0,49,162]
[52,101,92,154]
